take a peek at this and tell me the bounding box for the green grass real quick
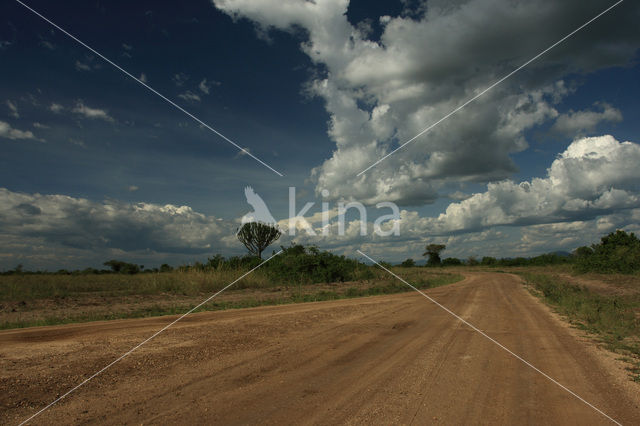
[519,272,640,381]
[0,300,284,330]
[0,268,462,330]
[0,269,277,301]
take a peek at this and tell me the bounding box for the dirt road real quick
[1,272,638,425]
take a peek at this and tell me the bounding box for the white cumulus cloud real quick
[0,188,234,254]
[551,102,622,136]
[406,135,640,234]
[0,121,40,141]
[213,0,639,206]
[72,100,114,122]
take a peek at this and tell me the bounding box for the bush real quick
[103,260,141,274]
[442,257,462,266]
[481,256,497,266]
[529,253,569,266]
[575,230,640,274]
[264,244,373,284]
[400,258,416,267]
[500,257,528,266]
[522,272,640,369]
[376,261,393,271]
[159,263,174,273]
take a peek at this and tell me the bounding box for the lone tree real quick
[423,243,446,266]
[103,259,140,274]
[237,222,282,259]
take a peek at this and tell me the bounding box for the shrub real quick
[377,261,393,270]
[264,244,373,284]
[103,260,141,274]
[481,256,497,266]
[575,230,640,274]
[400,258,416,267]
[159,263,173,273]
[529,253,569,266]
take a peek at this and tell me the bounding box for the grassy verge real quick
[519,272,640,382]
[0,269,277,301]
[0,269,462,330]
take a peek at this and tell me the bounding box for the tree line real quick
[403,230,640,274]
[2,225,638,276]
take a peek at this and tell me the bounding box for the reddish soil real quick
[1,272,638,425]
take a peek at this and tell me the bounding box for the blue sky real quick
[1,0,639,269]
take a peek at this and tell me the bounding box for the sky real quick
[1,0,639,270]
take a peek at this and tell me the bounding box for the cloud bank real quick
[213,0,639,205]
[0,189,232,255]
[401,135,640,235]
[3,135,640,268]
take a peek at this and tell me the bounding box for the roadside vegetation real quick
[521,272,640,381]
[509,230,640,382]
[405,230,640,273]
[573,230,640,274]
[0,244,462,329]
[404,230,640,382]
[3,226,639,385]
